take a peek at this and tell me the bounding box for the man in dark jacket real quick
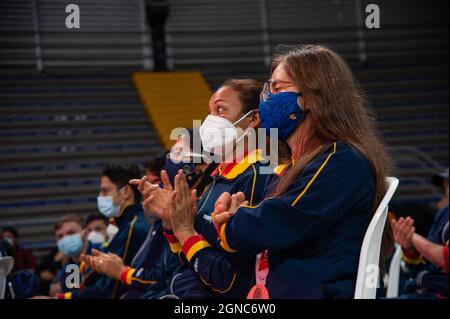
[57,165,149,299]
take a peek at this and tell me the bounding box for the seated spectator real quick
[55,165,150,299]
[1,227,36,271]
[83,213,108,254]
[53,214,85,297]
[144,154,167,185]
[390,168,449,299]
[80,214,109,287]
[84,133,215,299]
[0,238,13,258]
[35,248,65,295]
[135,79,272,299]
[433,168,449,209]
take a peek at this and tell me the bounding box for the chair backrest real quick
[354,177,399,299]
[0,256,14,299]
[386,244,402,298]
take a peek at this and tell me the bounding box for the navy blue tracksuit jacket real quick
[60,203,149,299]
[218,142,375,298]
[169,149,271,298]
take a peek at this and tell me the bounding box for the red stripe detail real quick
[182,235,206,257]
[120,267,131,285]
[402,248,421,259]
[163,231,179,244]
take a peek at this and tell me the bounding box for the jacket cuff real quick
[163,228,183,253]
[56,292,72,299]
[402,248,424,265]
[219,222,236,253]
[119,267,136,285]
[182,234,211,262]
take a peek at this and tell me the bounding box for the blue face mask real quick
[165,157,200,188]
[97,194,121,218]
[57,234,83,257]
[258,92,303,141]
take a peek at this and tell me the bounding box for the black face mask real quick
[164,157,201,189]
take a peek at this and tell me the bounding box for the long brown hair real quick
[271,44,394,268]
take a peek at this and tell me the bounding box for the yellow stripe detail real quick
[219,223,237,253]
[169,242,182,253]
[63,292,72,299]
[122,216,137,265]
[222,149,264,180]
[111,215,137,298]
[273,163,289,175]
[249,164,257,206]
[402,253,425,265]
[131,277,157,285]
[79,261,86,274]
[199,272,237,294]
[126,268,136,285]
[291,143,337,206]
[185,240,211,262]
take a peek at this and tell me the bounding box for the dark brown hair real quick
[221,79,263,114]
[271,44,394,267]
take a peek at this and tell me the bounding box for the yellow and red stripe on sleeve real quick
[182,234,211,262]
[401,248,425,265]
[79,261,88,274]
[163,227,182,253]
[219,222,237,253]
[119,267,136,286]
[56,292,72,299]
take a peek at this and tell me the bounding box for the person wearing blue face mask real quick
[55,165,149,299]
[50,214,85,296]
[205,44,395,299]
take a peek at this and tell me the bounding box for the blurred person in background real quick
[83,131,215,299]
[144,153,167,185]
[83,213,108,254]
[391,168,448,299]
[433,168,449,210]
[1,226,36,271]
[54,165,149,299]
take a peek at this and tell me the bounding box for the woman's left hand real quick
[169,170,199,245]
[212,192,248,231]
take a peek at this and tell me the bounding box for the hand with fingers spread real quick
[390,216,418,253]
[129,170,173,222]
[212,192,248,232]
[168,170,199,244]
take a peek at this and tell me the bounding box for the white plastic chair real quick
[354,177,399,299]
[0,256,14,299]
[386,244,402,298]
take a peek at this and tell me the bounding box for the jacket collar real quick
[114,203,142,227]
[212,149,264,180]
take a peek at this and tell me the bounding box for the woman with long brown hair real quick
[199,44,395,298]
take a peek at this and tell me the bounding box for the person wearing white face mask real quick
[132,79,274,298]
[83,214,108,254]
[54,165,149,300]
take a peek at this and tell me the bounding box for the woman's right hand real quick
[129,170,173,221]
